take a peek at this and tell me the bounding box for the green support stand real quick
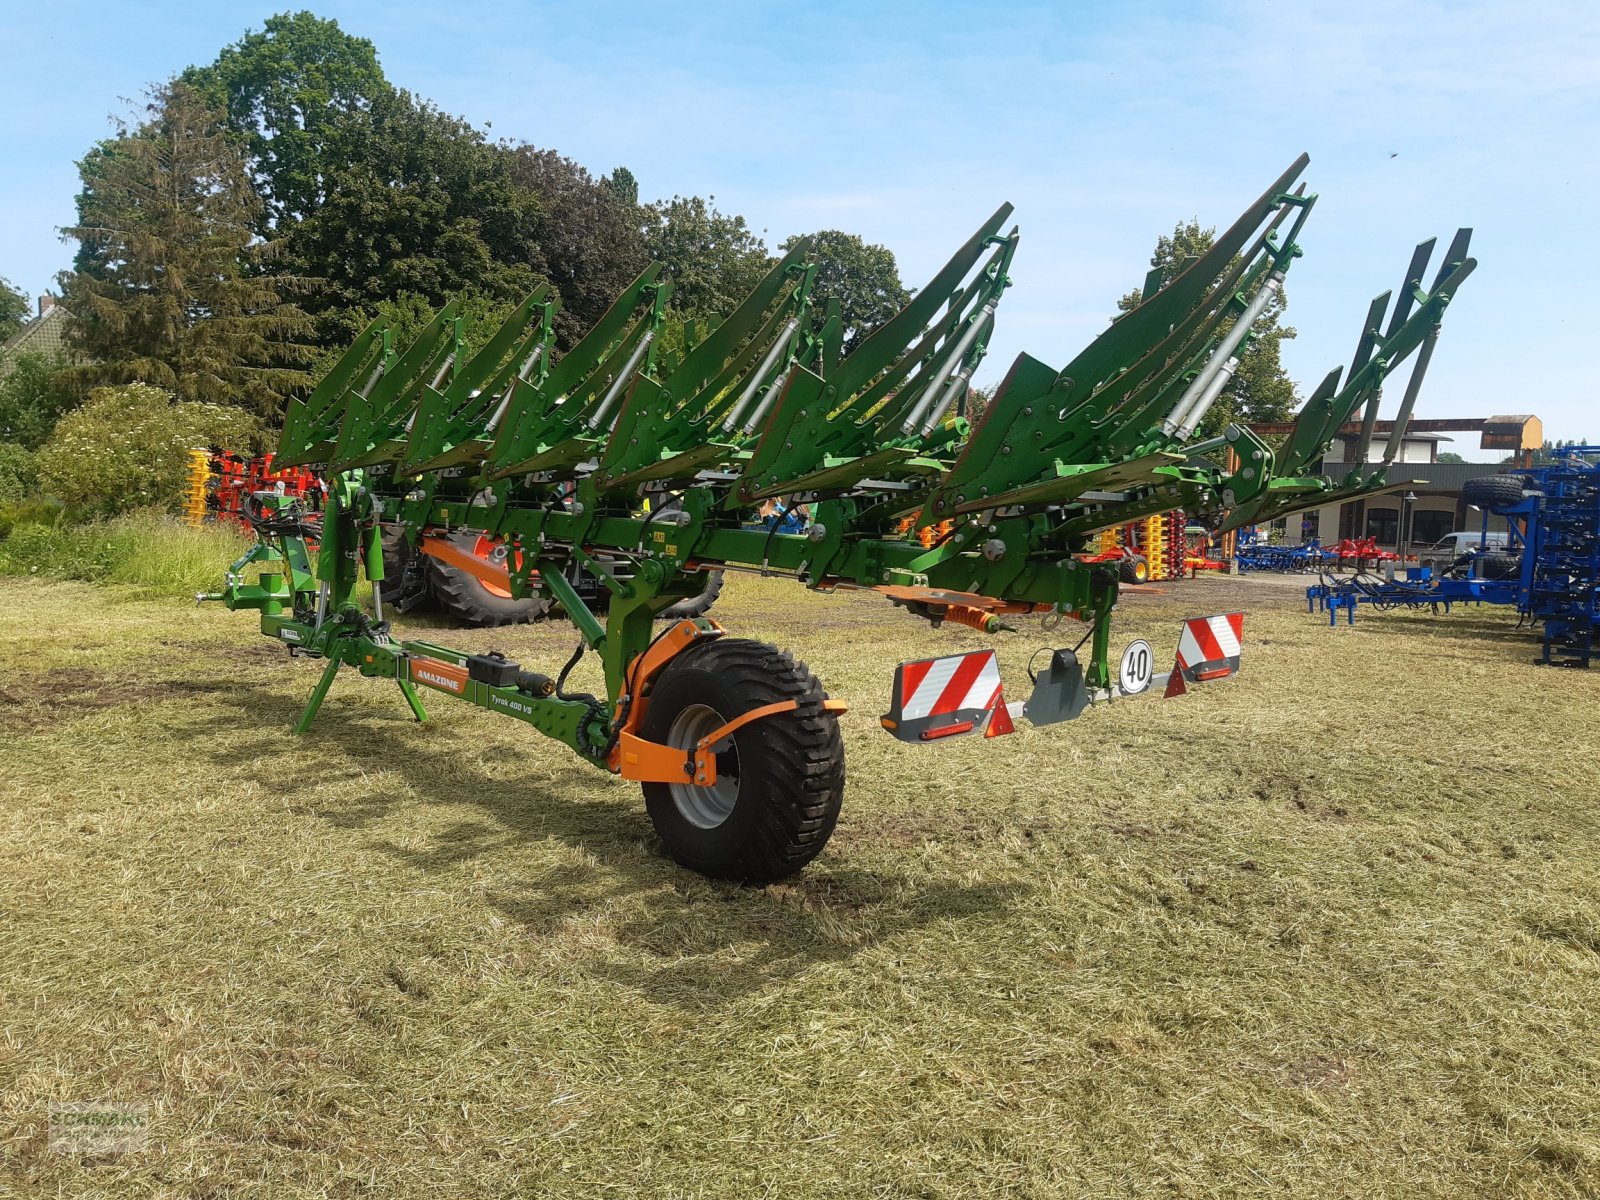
[397,679,428,723]
[295,656,342,735]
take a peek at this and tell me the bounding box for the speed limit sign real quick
[1118,639,1154,695]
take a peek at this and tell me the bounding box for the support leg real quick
[397,678,428,724]
[294,654,342,734]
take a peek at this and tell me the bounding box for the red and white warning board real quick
[881,648,1012,743]
[1164,612,1244,697]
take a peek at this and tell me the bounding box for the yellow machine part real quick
[1142,514,1169,581]
[182,449,210,528]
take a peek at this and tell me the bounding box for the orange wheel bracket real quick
[614,697,848,785]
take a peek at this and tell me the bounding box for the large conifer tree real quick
[58,81,314,420]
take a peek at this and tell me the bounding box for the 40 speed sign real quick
[1118,639,1154,695]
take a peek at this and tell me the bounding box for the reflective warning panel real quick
[881,649,1005,743]
[1164,612,1244,697]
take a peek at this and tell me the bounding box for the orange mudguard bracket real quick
[614,698,848,785]
[417,532,515,592]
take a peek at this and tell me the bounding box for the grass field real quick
[2,565,1599,1197]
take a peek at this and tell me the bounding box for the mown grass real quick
[1,563,1598,1197]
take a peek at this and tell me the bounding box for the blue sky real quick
[3,1,1596,454]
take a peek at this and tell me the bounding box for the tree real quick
[0,351,76,448]
[35,382,259,516]
[0,441,35,505]
[507,147,650,347]
[58,82,315,419]
[1116,219,1300,437]
[1436,451,1466,465]
[780,230,909,355]
[1505,439,1594,467]
[0,276,28,342]
[604,166,639,207]
[181,11,390,232]
[645,196,773,320]
[282,89,544,337]
[963,384,994,426]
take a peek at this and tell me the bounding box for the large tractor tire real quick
[1461,474,1527,514]
[1118,553,1150,584]
[661,570,726,620]
[639,637,845,882]
[424,532,550,627]
[375,526,431,612]
[1478,552,1522,581]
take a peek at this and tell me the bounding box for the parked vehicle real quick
[1417,531,1515,578]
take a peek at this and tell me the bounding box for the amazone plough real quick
[207,155,1475,880]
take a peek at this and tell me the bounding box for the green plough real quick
[208,155,1474,880]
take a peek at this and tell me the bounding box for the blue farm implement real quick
[1303,450,1600,665]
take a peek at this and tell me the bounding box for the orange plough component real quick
[417,532,516,591]
[607,617,848,785]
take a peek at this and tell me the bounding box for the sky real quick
[2,0,1596,456]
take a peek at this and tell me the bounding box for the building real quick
[1259,416,1542,554]
[0,294,71,379]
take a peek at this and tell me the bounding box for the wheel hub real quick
[665,703,740,828]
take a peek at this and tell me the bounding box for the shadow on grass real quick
[169,676,1030,1007]
[584,871,1029,1010]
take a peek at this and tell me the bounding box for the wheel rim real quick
[1135,560,1149,582]
[665,703,740,829]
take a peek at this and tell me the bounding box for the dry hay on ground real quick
[1,572,1598,1198]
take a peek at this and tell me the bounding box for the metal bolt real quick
[982,539,1006,561]
[807,524,827,542]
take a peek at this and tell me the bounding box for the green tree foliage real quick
[0,351,77,448]
[1117,219,1300,437]
[181,11,390,231]
[1506,439,1595,467]
[780,230,909,355]
[58,81,315,419]
[0,441,36,504]
[35,383,258,516]
[963,384,994,426]
[1436,451,1466,464]
[645,196,773,320]
[283,89,544,335]
[0,276,28,341]
[604,166,640,207]
[507,147,650,347]
[184,16,655,356]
